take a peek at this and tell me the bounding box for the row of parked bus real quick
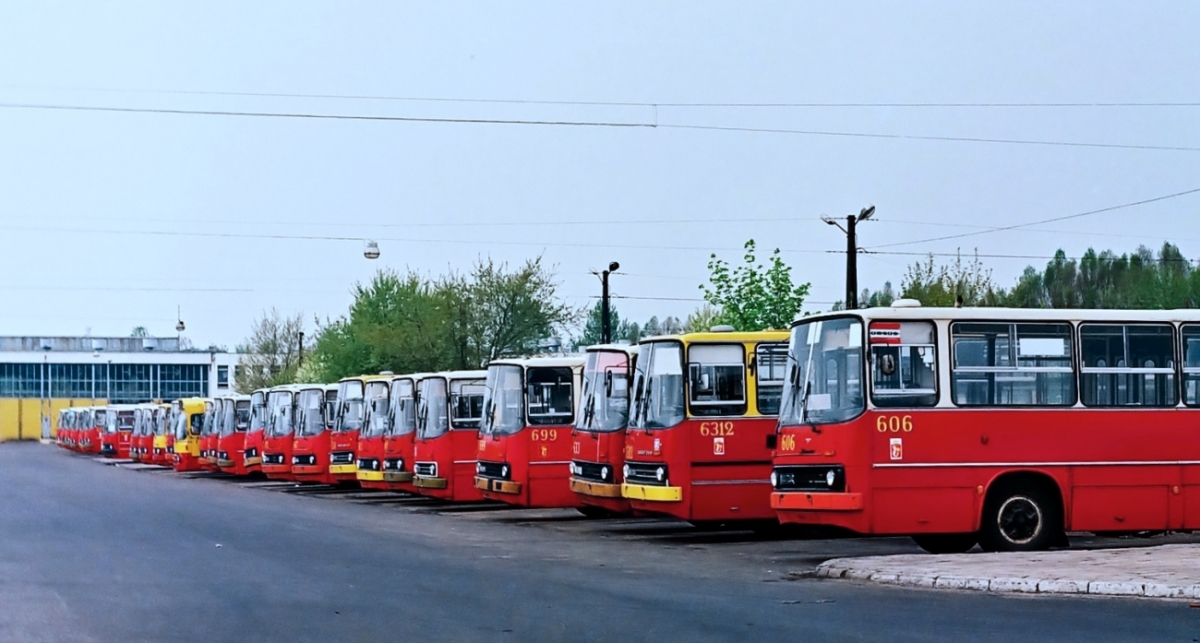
[56,304,1200,553]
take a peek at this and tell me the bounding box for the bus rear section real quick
[622,331,788,526]
[262,386,303,481]
[475,357,583,508]
[292,384,338,484]
[354,378,393,490]
[241,390,268,474]
[771,306,1200,553]
[412,371,487,502]
[218,394,253,475]
[569,346,637,516]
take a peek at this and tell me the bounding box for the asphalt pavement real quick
[1,442,1198,643]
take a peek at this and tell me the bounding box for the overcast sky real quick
[1,1,1197,348]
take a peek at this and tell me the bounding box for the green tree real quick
[235,308,308,391]
[574,301,625,349]
[683,305,723,333]
[899,252,1005,306]
[700,239,810,330]
[130,326,149,338]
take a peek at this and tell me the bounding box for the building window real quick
[217,365,229,388]
[0,364,43,397]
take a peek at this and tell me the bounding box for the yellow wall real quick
[0,397,107,442]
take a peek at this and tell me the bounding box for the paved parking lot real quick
[4,442,1199,643]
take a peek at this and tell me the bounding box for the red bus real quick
[292,384,339,484]
[130,405,152,461]
[217,394,253,475]
[475,357,584,508]
[771,305,1200,553]
[622,330,789,527]
[82,407,106,455]
[379,374,424,491]
[241,389,268,474]
[262,385,304,481]
[355,377,394,490]
[569,346,638,516]
[412,370,488,501]
[100,404,136,459]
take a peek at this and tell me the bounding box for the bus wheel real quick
[912,533,977,554]
[979,481,1062,552]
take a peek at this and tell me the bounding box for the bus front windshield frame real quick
[779,316,865,428]
[416,377,450,440]
[361,381,391,438]
[250,392,267,434]
[630,341,686,430]
[266,391,295,438]
[385,379,416,438]
[335,380,365,434]
[576,350,633,433]
[219,400,237,437]
[481,365,525,437]
[234,399,251,432]
[295,389,325,437]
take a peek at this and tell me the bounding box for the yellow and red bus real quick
[200,399,222,472]
[152,402,176,465]
[771,304,1200,553]
[475,356,584,507]
[621,330,789,527]
[292,384,339,484]
[217,394,253,475]
[241,389,268,474]
[171,397,208,472]
[378,374,427,491]
[568,345,638,516]
[354,376,394,489]
[262,384,305,481]
[412,370,487,501]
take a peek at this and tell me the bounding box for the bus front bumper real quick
[771,492,863,511]
[329,464,358,475]
[383,471,413,483]
[570,478,623,498]
[474,476,520,494]
[357,471,384,482]
[621,482,682,502]
[413,475,447,489]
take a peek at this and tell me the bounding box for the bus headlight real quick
[770,471,778,488]
[622,464,630,480]
[655,467,665,482]
[501,465,510,479]
[600,466,609,481]
[476,462,484,474]
[826,470,837,487]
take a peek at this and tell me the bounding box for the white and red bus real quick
[771,303,1200,552]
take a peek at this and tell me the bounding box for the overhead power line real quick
[869,186,1200,250]
[1,101,1196,152]
[6,85,1199,109]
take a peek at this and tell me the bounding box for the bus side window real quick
[950,322,1075,406]
[754,343,788,416]
[688,343,747,417]
[1081,324,1176,407]
[1183,325,1200,406]
[869,321,937,408]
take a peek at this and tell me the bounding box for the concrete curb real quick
[816,557,1200,600]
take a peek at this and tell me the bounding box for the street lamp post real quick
[822,206,875,310]
[601,261,620,344]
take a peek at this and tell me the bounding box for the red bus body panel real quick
[292,433,335,484]
[356,435,389,490]
[261,432,294,481]
[413,430,484,502]
[217,432,249,476]
[624,417,777,523]
[243,428,264,475]
[329,429,359,484]
[477,427,576,508]
[381,433,416,492]
[570,430,630,514]
[200,433,220,472]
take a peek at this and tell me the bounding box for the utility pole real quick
[298,331,305,368]
[599,262,620,344]
[822,206,875,309]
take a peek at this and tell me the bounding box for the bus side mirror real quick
[604,370,614,396]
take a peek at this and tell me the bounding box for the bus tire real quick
[912,533,977,554]
[979,479,1062,552]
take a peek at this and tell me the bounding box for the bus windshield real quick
[296,389,325,437]
[631,341,685,430]
[220,400,237,437]
[201,404,215,436]
[386,379,417,437]
[417,377,450,440]
[267,391,295,437]
[779,317,865,428]
[335,380,365,433]
[117,411,135,432]
[481,365,525,437]
[250,392,267,433]
[361,381,391,438]
[576,350,633,433]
